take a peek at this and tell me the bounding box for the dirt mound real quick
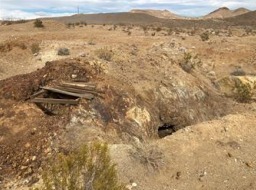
[0,59,100,186]
[0,59,94,100]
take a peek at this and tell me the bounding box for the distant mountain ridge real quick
[130,9,183,19]
[204,7,250,19]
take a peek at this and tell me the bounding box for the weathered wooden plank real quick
[55,86,91,94]
[41,86,94,99]
[56,85,104,95]
[30,98,79,105]
[71,79,89,82]
[61,82,96,90]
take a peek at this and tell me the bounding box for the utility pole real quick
[77,6,80,14]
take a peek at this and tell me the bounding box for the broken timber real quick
[29,82,101,110]
[41,86,94,100]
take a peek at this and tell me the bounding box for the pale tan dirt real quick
[0,20,256,190]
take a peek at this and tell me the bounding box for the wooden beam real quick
[30,98,79,105]
[55,86,91,94]
[41,86,94,99]
[56,86,104,95]
[27,89,45,100]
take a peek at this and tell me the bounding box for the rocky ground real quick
[0,20,256,189]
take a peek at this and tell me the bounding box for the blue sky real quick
[0,0,255,20]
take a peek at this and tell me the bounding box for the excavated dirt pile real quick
[0,55,232,187]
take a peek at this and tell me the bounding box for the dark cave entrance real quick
[158,124,177,138]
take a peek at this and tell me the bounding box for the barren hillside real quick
[130,9,183,19]
[204,7,250,19]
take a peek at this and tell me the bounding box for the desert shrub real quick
[245,27,253,35]
[127,31,131,36]
[167,28,173,36]
[66,23,75,28]
[179,52,202,73]
[31,43,40,54]
[230,68,246,76]
[95,47,113,61]
[155,27,162,32]
[141,26,148,34]
[130,143,164,172]
[0,41,26,52]
[80,21,87,26]
[34,19,44,28]
[1,20,28,25]
[57,48,70,56]
[200,32,209,41]
[233,82,253,103]
[42,143,123,190]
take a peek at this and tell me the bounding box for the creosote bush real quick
[57,48,70,56]
[41,143,124,190]
[179,52,202,73]
[200,32,209,41]
[95,47,113,61]
[233,82,253,103]
[130,142,164,172]
[34,19,44,28]
[31,43,40,54]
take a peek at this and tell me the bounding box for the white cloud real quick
[0,0,255,19]
[0,9,72,20]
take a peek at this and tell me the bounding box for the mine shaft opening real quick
[158,124,177,138]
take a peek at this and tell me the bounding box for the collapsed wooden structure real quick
[29,81,102,114]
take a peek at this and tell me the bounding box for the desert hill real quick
[225,10,256,25]
[54,12,164,25]
[130,9,183,19]
[204,7,250,19]
[51,10,256,28]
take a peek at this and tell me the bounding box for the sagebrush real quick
[95,47,113,61]
[41,143,123,190]
[233,81,253,103]
[34,19,44,28]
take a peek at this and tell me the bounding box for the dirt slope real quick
[110,112,256,190]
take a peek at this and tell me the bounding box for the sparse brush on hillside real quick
[34,19,44,28]
[1,20,28,25]
[0,41,27,52]
[41,143,124,190]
